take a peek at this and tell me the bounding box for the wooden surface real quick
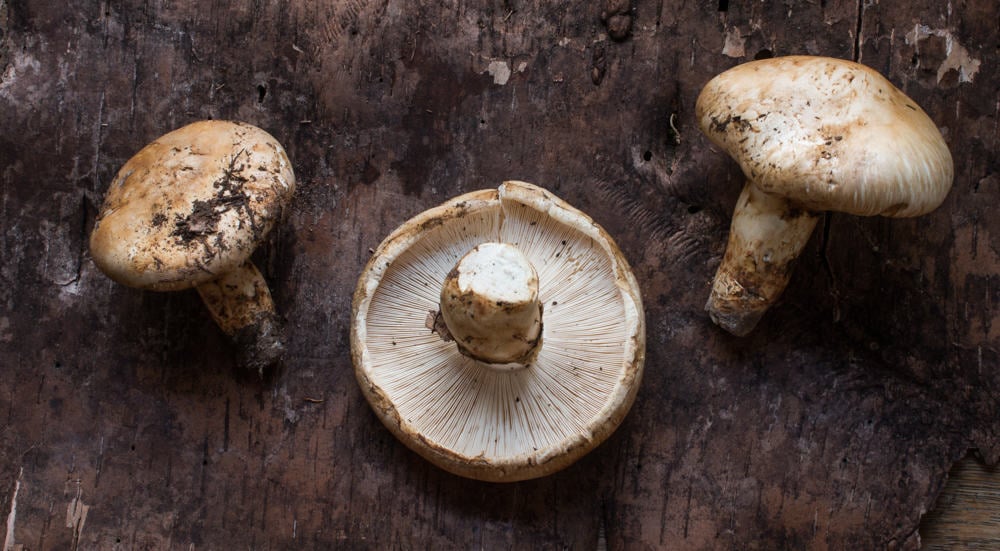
[0,0,997,549]
[921,455,1000,550]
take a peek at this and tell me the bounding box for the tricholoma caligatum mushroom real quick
[697,56,954,336]
[90,120,295,372]
[352,181,645,481]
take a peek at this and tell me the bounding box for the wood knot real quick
[601,0,633,42]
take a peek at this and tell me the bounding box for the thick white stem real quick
[706,182,820,336]
[439,243,542,366]
[196,260,285,372]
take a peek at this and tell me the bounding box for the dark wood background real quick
[1,0,997,549]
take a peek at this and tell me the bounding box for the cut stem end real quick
[438,242,542,366]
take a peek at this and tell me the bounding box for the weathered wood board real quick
[0,0,997,549]
[920,455,1000,549]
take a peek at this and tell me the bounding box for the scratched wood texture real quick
[0,0,997,549]
[921,455,1000,549]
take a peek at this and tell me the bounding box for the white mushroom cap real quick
[90,120,295,291]
[696,56,953,217]
[351,181,645,482]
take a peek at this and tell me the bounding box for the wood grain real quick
[922,456,1000,550]
[0,1,997,549]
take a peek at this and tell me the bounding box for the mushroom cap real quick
[351,181,645,482]
[90,120,295,291]
[696,56,953,217]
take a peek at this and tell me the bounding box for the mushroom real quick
[90,120,296,371]
[351,181,644,481]
[696,55,953,336]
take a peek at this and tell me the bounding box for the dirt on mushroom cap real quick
[696,56,953,217]
[90,120,295,291]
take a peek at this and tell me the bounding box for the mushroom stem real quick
[195,260,285,372]
[438,242,542,366]
[706,182,820,336]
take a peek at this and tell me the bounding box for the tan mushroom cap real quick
[90,120,295,291]
[351,181,645,482]
[696,56,953,217]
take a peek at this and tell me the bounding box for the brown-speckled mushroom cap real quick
[696,56,953,217]
[351,181,645,482]
[90,120,295,291]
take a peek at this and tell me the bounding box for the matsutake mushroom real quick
[90,120,295,372]
[696,56,954,336]
[351,181,645,482]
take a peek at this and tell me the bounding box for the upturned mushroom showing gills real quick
[696,56,953,336]
[352,181,645,482]
[90,120,295,372]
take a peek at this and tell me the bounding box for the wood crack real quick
[853,0,865,62]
